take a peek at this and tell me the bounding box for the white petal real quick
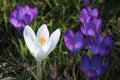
[49,29,61,52]
[36,24,49,43]
[23,25,43,61]
[34,43,45,62]
[42,40,54,60]
[23,25,36,41]
[23,25,36,54]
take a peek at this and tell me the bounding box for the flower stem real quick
[72,56,76,80]
[37,61,42,80]
[72,63,76,80]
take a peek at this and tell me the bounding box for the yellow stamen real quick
[40,37,46,46]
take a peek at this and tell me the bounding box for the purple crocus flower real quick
[64,29,86,58]
[79,6,98,24]
[80,54,109,80]
[88,35,113,57]
[9,5,38,37]
[79,6,102,37]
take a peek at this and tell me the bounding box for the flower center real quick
[40,37,46,46]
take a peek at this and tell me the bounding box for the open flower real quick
[64,29,86,58]
[80,54,109,80]
[9,5,38,36]
[23,24,61,62]
[88,35,113,57]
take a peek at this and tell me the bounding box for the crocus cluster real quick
[64,2,113,80]
[9,5,38,37]
[79,5,113,57]
[79,3,113,80]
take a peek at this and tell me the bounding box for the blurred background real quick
[0,0,120,80]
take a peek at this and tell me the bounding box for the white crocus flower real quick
[23,24,61,62]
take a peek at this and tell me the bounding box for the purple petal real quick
[17,19,26,27]
[17,7,27,19]
[100,48,109,57]
[102,60,109,75]
[80,25,86,35]
[100,35,113,56]
[95,67,102,78]
[64,29,74,42]
[74,39,86,51]
[9,18,18,27]
[80,54,90,73]
[10,11,17,18]
[87,28,96,37]
[96,34,103,43]
[24,5,30,11]
[97,60,109,77]
[91,55,102,70]
[81,8,89,19]
[88,43,100,55]
[74,31,83,42]
[86,70,97,79]
[79,14,85,23]
[96,19,102,31]
[64,40,74,52]
[85,6,92,15]
[91,8,98,17]
[86,16,91,23]
[23,14,31,24]
[27,7,38,22]
[104,35,113,47]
